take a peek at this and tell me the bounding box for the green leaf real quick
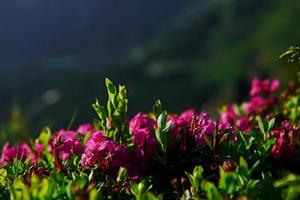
[202,181,224,200]
[268,118,275,133]
[38,127,51,146]
[153,100,162,119]
[12,178,30,200]
[155,111,170,154]
[117,167,128,183]
[219,172,238,194]
[274,173,300,188]
[239,157,248,169]
[83,131,92,144]
[89,188,103,200]
[142,192,163,200]
[0,168,7,187]
[248,160,260,176]
[258,118,268,135]
[204,135,213,150]
[105,78,117,97]
[193,166,204,179]
[274,173,300,200]
[131,181,139,196]
[157,111,167,128]
[248,130,262,140]
[138,180,152,194]
[92,99,107,131]
[264,138,276,152]
[280,45,300,63]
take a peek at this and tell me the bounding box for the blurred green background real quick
[0,0,299,142]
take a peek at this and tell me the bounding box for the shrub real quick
[1,47,300,199]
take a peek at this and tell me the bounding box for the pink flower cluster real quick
[129,113,157,157]
[0,143,37,166]
[220,78,280,132]
[49,124,94,161]
[168,110,236,148]
[243,78,279,114]
[81,128,146,179]
[190,112,236,147]
[168,109,195,139]
[220,105,251,132]
[81,131,128,171]
[270,120,298,160]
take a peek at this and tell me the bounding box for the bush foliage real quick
[1,47,300,199]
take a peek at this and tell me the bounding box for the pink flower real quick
[217,120,237,143]
[0,143,37,166]
[168,109,195,138]
[129,113,157,157]
[81,131,128,171]
[165,109,195,154]
[190,112,215,147]
[220,105,237,126]
[129,113,156,130]
[243,78,279,115]
[174,109,195,126]
[243,96,276,115]
[270,120,298,160]
[250,78,279,97]
[77,123,95,134]
[35,143,44,157]
[49,129,84,161]
[220,105,252,132]
[191,112,236,147]
[236,117,251,132]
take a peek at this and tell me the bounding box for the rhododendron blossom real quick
[0,143,37,166]
[81,131,128,170]
[49,129,84,161]
[236,117,251,132]
[220,105,237,126]
[129,113,157,157]
[220,105,251,132]
[191,112,236,147]
[169,109,195,138]
[270,120,298,160]
[250,78,280,97]
[76,123,96,134]
[243,78,280,115]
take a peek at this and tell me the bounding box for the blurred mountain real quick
[0,0,197,72]
[1,0,300,135]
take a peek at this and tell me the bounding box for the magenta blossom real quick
[170,109,195,127]
[220,105,251,132]
[190,112,215,147]
[35,143,44,158]
[129,113,157,157]
[220,105,237,126]
[129,113,156,130]
[49,129,84,161]
[81,131,128,171]
[270,120,298,160]
[191,112,236,147]
[169,109,195,137]
[236,117,251,132]
[167,109,195,153]
[250,78,279,97]
[77,123,95,134]
[243,96,276,115]
[0,143,37,166]
[243,78,279,115]
[217,120,237,143]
